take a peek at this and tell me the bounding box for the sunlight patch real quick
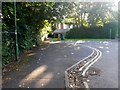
[35,73,53,87]
[64,55,67,58]
[106,47,109,49]
[99,46,104,49]
[106,51,110,53]
[71,52,74,55]
[49,41,61,44]
[27,53,36,57]
[74,40,85,46]
[20,65,47,84]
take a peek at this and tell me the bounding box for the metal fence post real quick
[14,1,19,61]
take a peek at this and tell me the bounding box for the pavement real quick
[2,40,92,88]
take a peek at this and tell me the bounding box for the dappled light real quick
[64,55,67,58]
[71,52,74,55]
[64,40,85,48]
[41,48,46,51]
[74,46,81,50]
[106,50,110,53]
[35,72,53,88]
[70,40,86,46]
[2,39,118,88]
[99,46,104,49]
[64,45,67,48]
[103,41,109,44]
[35,72,53,87]
[76,40,86,44]
[20,65,48,84]
[105,43,109,46]
[49,41,62,44]
[27,53,36,57]
[36,61,40,64]
[106,47,109,49]
[2,1,118,88]
[75,46,81,50]
[57,72,60,75]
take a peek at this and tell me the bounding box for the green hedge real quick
[65,22,118,39]
[2,2,53,67]
[2,21,51,67]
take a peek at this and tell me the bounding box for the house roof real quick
[53,29,70,34]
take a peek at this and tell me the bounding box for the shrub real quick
[65,22,118,39]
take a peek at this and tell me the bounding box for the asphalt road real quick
[2,40,92,88]
[2,39,118,88]
[66,39,118,88]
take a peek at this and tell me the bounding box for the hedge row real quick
[2,21,52,67]
[2,2,54,67]
[65,22,118,39]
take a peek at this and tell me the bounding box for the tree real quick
[2,2,75,66]
[64,2,117,28]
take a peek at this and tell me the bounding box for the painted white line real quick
[65,45,95,88]
[78,48,98,71]
[82,48,102,89]
[66,48,95,71]
[65,43,102,89]
[82,49,102,77]
[83,81,90,89]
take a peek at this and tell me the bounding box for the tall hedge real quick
[2,2,52,66]
[2,2,71,66]
[65,21,118,39]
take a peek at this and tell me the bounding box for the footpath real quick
[2,40,92,88]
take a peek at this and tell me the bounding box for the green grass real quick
[52,38,111,41]
[52,38,59,41]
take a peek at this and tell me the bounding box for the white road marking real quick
[65,43,102,89]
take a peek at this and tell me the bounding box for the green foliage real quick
[2,2,117,67]
[104,21,118,38]
[18,25,38,50]
[2,2,15,66]
[64,2,117,28]
[38,20,52,42]
[118,21,120,38]
[2,2,72,67]
[65,22,117,39]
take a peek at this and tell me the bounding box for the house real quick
[53,23,70,40]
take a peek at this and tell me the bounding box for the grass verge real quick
[52,38,111,41]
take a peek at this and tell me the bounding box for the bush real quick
[65,22,118,39]
[2,2,55,67]
[2,20,52,67]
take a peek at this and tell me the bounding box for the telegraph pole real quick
[14,1,19,61]
[110,29,111,39]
